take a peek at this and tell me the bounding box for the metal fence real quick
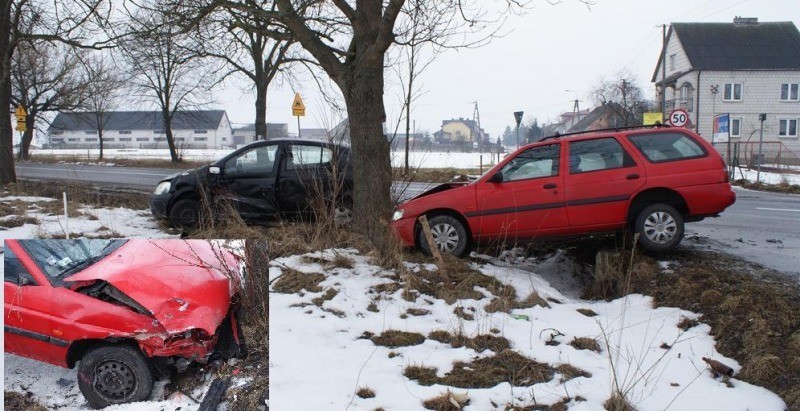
[712,141,800,173]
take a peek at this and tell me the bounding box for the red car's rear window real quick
[627,131,708,163]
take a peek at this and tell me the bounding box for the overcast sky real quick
[215,0,800,139]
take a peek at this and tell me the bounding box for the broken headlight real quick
[392,209,404,221]
[153,181,171,195]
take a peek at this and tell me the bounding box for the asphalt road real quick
[16,163,177,190]
[14,162,800,278]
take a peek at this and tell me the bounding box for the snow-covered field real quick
[269,249,786,410]
[733,167,800,185]
[32,148,503,170]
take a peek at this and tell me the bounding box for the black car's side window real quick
[3,246,37,286]
[498,144,560,182]
[285,144,334,171]
[569,137,636,174]
[225,145,279,176]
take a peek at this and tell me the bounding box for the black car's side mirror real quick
[209,166,221,175]
[488,172,504,183]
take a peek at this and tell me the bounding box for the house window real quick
[136,137,149,142]
[194,137,207,142]
[154,137,166,142]
[119,138,132,142]
[780,83,799,101]
[84,138,97,142]
[730,118,741,138]
[119,130,132,135]
[153,130,163,134]
[194,129,208,134]
[175,138,185,142]
[51,131,63,135]
[106,138,115,142]
[68,138,79,142]
[723,83,742,101]
[778,118,798,138]
[669,54,675,71]
[85,130,97,134]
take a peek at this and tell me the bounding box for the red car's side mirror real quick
[488,173,504,183]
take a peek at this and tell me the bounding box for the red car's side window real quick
[3,246,37,286]
[497,144,560,182]
[568,137,637,174]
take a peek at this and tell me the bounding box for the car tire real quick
[77,345,154,409]
[417,214,469,257]
[169,198,200,229]
[634,203,684,252]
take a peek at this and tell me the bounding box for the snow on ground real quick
[269,249,786,410]
[32,148,502,170]
[0,193,172,240]
[733,167,800,185]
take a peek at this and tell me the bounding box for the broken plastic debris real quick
[511,314,530,321]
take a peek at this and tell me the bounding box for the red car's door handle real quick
[543,183,557,189]
[626,173,640,180]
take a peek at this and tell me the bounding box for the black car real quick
[150,139,353,227]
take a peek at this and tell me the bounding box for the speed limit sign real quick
[668,109,689,127]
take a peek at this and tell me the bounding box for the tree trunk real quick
[342,65,393,250]
[0,0,16,185]
[98,128,104,161]
[254,80,267,140]
[18,114,34,160]
[162,111,180,163]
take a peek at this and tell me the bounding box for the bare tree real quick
[590,69,653,127]
[77,53,125,160]
[1,0,114,184]
[11,41,88,160]
[121,8,215,163]
[192,2,299,141]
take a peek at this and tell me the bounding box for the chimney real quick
[733,16,758,25]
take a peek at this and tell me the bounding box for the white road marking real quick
[756,207,800,213]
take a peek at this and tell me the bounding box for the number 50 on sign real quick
[668,109,689,127]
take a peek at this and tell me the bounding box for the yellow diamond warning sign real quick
[292,93,305,117]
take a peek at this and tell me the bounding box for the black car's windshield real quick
[19,239,127,287]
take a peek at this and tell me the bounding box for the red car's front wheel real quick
[417,214,469,257]
[78,345,154,409]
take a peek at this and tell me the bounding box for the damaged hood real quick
[65,240,237,335]
[411,182,469,200]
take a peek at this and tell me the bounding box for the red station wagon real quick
[391,126,736,256]
[4,239,246,408]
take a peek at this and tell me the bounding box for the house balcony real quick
[665,98,694,112]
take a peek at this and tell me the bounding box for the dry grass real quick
[356,387,376,399]
[732,178,800,194]
[427,331,510,353]
[271,268,325,294]
[371,330,426,348]
[422,392,468,410]
[7,180,150,209]
[555,363,592,381]
[453,306,475,320]
[406,308,431,316]
[311,288,339,306]
[0,215,39,228]
[4,391,48,411]
[569,337,601,353]
[404,350,554,389]
[402,255,517,305]
[587,248,800,410]
[604,392,635,411]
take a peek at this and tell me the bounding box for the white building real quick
[48,110,233,149]
[231,123,289,145]
[652,18,800,161]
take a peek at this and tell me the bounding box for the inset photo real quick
[3,238,267,410]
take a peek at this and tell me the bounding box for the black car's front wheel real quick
[417,214,469,257]
[77,345,154,409]
[168,198,200,229]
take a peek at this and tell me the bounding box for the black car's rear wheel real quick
[417,214,469,257]
[78,345,153,409]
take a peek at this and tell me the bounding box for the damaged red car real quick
[3,239,246,409]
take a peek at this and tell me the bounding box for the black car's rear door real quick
[218,143,280,219]
[276,142,337,216]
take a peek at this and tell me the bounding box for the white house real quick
[48,110,233,149]
[652,18,800,163]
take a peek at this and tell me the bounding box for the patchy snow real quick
[269,249,786,410]
[0,192,172,240]
[733,167,800,185]
[33,147,503,170]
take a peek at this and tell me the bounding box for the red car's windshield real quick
[19,239,127,286]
